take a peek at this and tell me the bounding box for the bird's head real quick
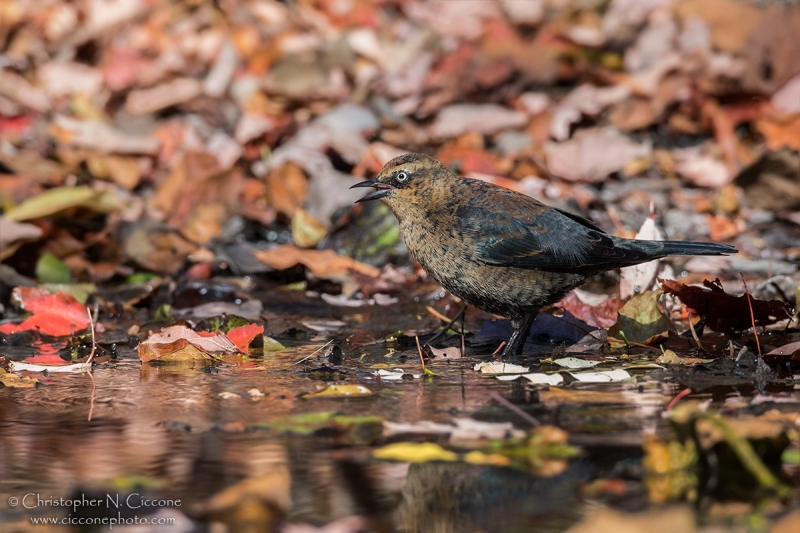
[350,153,451,214]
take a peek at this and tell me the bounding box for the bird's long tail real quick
[613,238,737,265]
[653,240,738,257]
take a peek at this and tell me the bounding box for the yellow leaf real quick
[373,442,458,463]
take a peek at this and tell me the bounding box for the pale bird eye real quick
[396,171,409,182]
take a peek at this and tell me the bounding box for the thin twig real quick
[739,272,762,358]
[492,341,506,356]
[489,392,540,427]
[667,387,692,411]
[293,339,334,365]
[415,335,426,373]
[426,305,466,346]
[86,307,97,422]
[86,307,97,365]
[460,310,466,357]
[683,305,703,351]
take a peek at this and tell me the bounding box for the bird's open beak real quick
[350,179,393,203]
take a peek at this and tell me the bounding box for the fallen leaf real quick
[255,245,379,279]
[558,292,622,329]
[125,78,202,115]
[9,361,91,373]
[660,278,793,333]
[620,211,663,299]
[675,150,732,188]
[569,369,631,383]
[429,346,462,361]
[473,362,529,374]
[4,186,122,221]
[0,217,43,251]
[373,442,458,463]
[0,369,39,388]
[138,325,239,364]
[0,287,89,336]
[497,373,564,386]
[546,127,651,182]
[756,115,800,153]
[49,116,160,154]
[607,290,674,345]
[553,357,600,369]
[429,104,528,139]
[225,323,265,352]
[305,384,373,398]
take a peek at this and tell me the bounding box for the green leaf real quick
[608,290,673,344]
[36,252,72,284]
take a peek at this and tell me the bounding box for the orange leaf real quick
[0,288,89,337]
[255,244,380,278]
[226,324,265,352]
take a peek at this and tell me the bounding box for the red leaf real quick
[660,278,792,333]
[226,324,265,352]
[0,288,89,337]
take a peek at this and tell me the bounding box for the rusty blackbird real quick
[351,153,738,357]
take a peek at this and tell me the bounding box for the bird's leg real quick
[501,313,537,358]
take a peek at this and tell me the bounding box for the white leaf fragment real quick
[474,362,529,374]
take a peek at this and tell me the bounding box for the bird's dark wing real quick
[454,196,649,271]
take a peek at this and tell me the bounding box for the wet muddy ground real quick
[1,287,798,533]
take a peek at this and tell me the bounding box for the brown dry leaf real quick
[184,203,227,245]
[675,150,732,188]
[545,127,651,182]
[675,0,759,54]
[608,97,660,131]
[0,68,50,112]
[255,244,379,278]
[266,161,308,217]
[138,324,239,364]
[764,341,800,364]
[429,104,528,139]
[740,6,800,94]
[125,78,202,115]
[121,220,197,274]
[550,84,630,141]
[103,155,145,190]
[38,62,103,98]
[756,115,800,152]
[291,209,329,249]
[429,346,462,361]
[49,116,160,154]
[706,213,741,241]
[660,278,792,333]
[0,369,39,388]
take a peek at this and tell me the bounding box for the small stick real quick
[425,305,451,322]
[667,387,692,411]
[739,272,762,358]
[489,392,540,427]
[415,335,427,373]
[460,310,466,357]
[683,305,703,351]
[86,307,97,365]
[85,307,97,422]
[293,339,334,365]
[492,341,506,356]
[427,305,466,346]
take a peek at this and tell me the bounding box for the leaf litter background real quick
[1,0,800,532]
